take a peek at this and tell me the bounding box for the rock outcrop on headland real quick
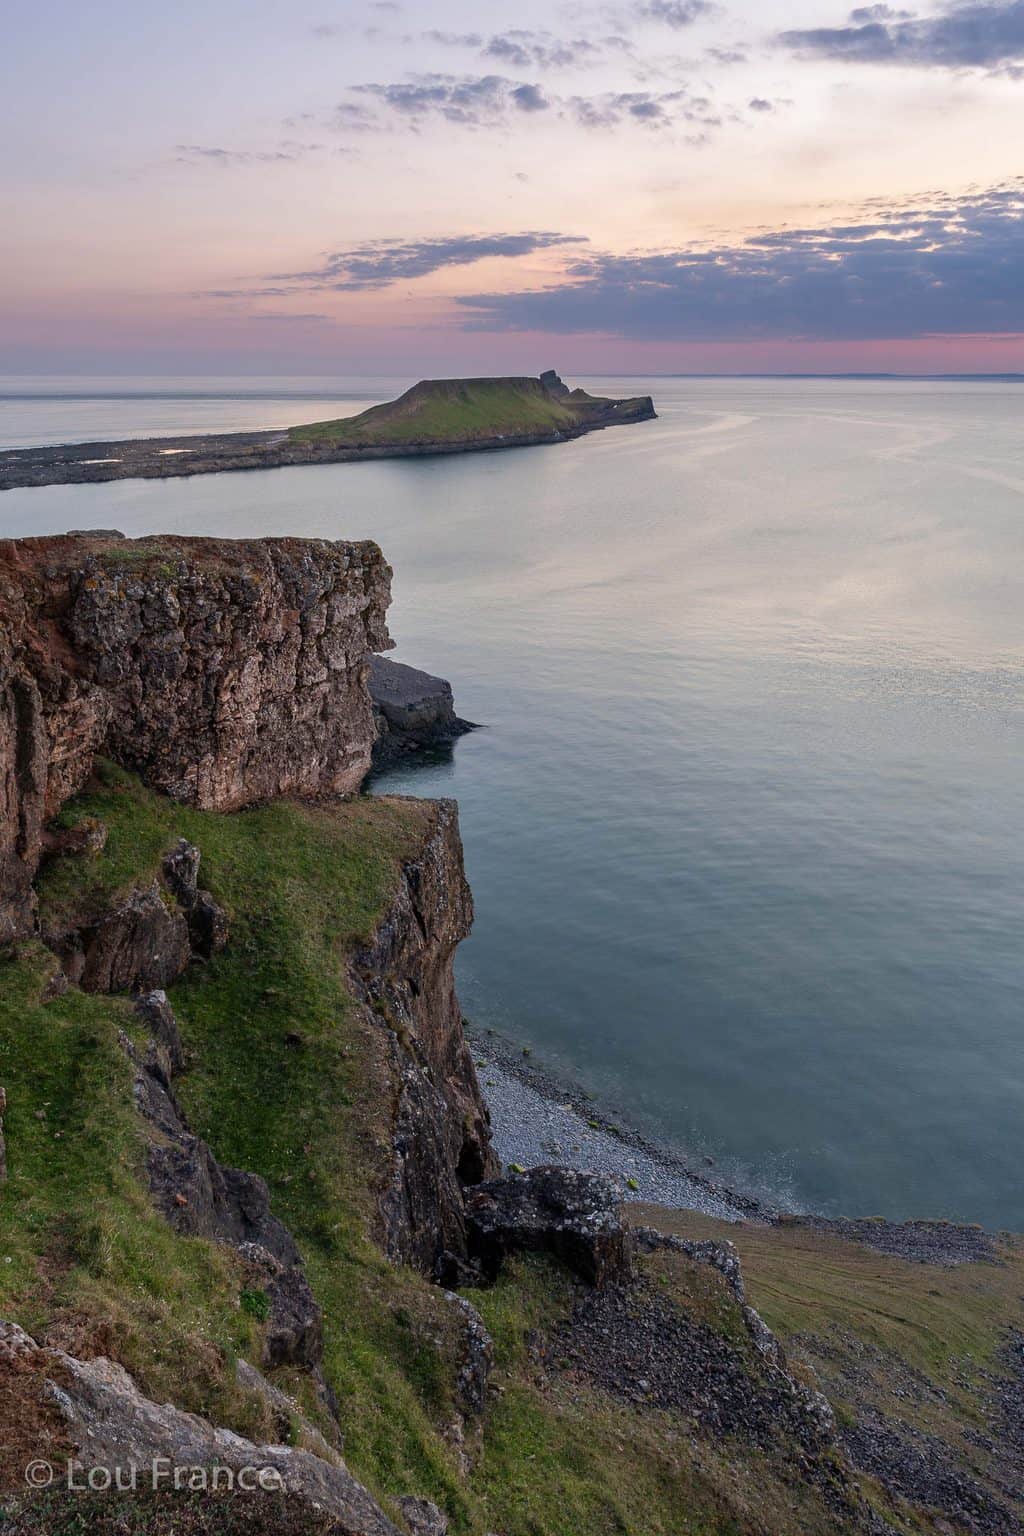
[0,532,392,943]
[368,656,475,769]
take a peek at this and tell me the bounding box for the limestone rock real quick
[397,1496,449,1536]
[45,882,192,994]
[351,799,498,1273]
[28,1336,403,1535]
[162,839,229,958]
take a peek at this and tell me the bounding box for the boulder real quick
[466,1166,630,1287]
[368,656,475,769]
[45,883,192,995]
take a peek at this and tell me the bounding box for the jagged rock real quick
[125,998,325,1381]
[350,799,498,1273]
[466,1166,630,1287]
[239,1243,323,1373]
[632,1226,746,1302]
[137,1066,299,1267]
[442,1292,493,1420]
[162,840,229,958]
[134,990,185,1080]
[368,657,474,768]
[45,882,192,994]
[44,839,229,997]
[397,1497,449,1536]
[162,838,202,903]
[0,533,393,944]
[6,1327,403,1536]
[539,368,571,398]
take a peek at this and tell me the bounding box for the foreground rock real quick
[1,1322,402,1536]
[0,533,392,944]
[368,657,475,769]
[42,840,228,994]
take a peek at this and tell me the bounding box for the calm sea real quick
[2,375,1022,1227]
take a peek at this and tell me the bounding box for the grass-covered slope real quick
[290,377,582,447]
[3,765,1022,1535]
[288,373,653,449]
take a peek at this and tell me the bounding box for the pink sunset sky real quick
[3,0,1023,374]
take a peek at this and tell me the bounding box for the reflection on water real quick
[2,376,1023,1225]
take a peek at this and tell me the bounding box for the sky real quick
[2,0,1023,374]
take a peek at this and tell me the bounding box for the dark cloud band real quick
[267,232,585,291]
[455,184,1024,341]
[779,0,1024,71]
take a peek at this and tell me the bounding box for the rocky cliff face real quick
[0,532,392,944]
[351,798,499,1270]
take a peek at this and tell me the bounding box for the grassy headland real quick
[289,375,646,447]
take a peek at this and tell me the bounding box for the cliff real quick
[2,533,1022,1536]
[0,532,392,943]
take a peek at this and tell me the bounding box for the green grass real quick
[30,763,476,1519]
[0,941,268,1435]
[289,378,583,447]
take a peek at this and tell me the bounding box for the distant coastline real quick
[0,370,655,490]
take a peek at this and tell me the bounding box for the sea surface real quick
[2,375,1022,1228]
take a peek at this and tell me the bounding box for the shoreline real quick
[468,1024,767,1224]
[469,1025,1003,1264]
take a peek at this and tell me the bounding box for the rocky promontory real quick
[368,656,476,769]
[0,531,392,944]
[0,372,656,491]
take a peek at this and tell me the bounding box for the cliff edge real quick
[0,532,392,943]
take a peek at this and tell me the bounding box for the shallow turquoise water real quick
[3,376,1023,1226]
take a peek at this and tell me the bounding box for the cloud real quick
[422,28,615,69]
[454,182,1024,342]
[779,0,1024,72]
[351,73,552,124]
[638,0,713,25]
[568,87,719,129]
[748,96,775,110]
[267,231,586,291]
[483,30,602,68]
[175,143,318,165]
[344,72,721,133]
